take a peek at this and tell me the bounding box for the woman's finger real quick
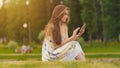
[81,24,86,29]
[73,27,80,34]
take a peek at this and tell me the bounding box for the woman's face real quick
[61,9,70,23]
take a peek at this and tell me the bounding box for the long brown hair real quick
[45,5,68,45]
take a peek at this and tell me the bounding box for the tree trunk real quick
[99,0,106,42]
[89,33,92,47]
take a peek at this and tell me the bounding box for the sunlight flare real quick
[0,0,3,8]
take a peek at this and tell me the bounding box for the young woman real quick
[42,5,86,61]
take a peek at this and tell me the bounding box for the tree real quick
[0,0,7,38]
[94,0,105,42]
[64,0,83,36]
[81,0,96,46]
[103,0,120,41]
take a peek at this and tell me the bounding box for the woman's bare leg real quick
[75,53,86,61]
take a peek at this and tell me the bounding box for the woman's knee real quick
[75,53,86,61]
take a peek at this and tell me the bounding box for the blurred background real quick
[0,0,120,63]
[0,0,120,44]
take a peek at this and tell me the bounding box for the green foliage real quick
[64,0,83,35]
[83,41,120,53]
[0,0,50,43]
[30,42,39,49]
[38,30,45,43]
[77,37,89,47]
[0,0,120,43]
[103,0,120,41]
[81,0,96,34]
[32,45,42,53]
[7,40,18,49]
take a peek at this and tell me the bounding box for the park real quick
[0,0,120,68]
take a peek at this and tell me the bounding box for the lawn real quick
[0,41,120,60]
[0,59,120,68]
[0,42,120,68]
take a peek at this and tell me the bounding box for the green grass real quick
[0,46,120,54]
[86,53,120,58]
[0,41,120,60]
[82,41,120,53]
[0,60,120,68]
[0,41,119,68]
[0,53,120,60]
[0,41,120,53]
[0,54,41,60]
[0,48,14,53]
[83,47,120,53]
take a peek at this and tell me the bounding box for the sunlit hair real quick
[45,5,69,45]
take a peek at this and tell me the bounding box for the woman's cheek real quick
[63,15,68,22]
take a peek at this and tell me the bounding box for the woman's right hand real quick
[71,27,80,40]
[71,24,86,41]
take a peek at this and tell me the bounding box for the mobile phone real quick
[76,24,86,35]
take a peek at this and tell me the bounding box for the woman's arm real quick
[58,27,80,47]
[58,24,86,47]
[59,35,74,46]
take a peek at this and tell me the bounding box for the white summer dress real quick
[42,37,85,61]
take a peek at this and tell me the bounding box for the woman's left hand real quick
[78,24,86,36]
[74,24,86,40]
